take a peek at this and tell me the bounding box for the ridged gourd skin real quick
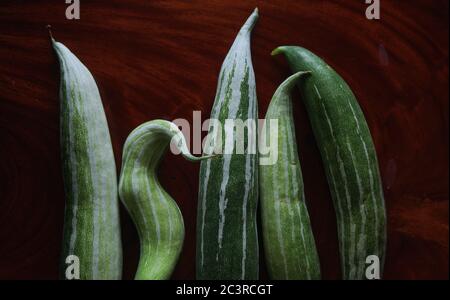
[119,120,213,280]
[273,46,386,280]
[196,8,259,280]
[52,38,122,280]
[260,72,321,280]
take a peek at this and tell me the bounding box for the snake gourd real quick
[52,35,122,280]
[119,120,213,279]
[196,8,259,279]
[260,72,321,280]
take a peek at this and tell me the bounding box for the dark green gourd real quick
[196,9,259,280]
[260,72,321,279]
[52,36,122,280]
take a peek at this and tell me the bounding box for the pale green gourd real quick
[119,120,213,279]
[52,33,122,280]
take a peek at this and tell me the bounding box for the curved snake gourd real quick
[52,34,122,279]
[260,72,321,280]
[119,120,214,280]
[196,8,260,280]
[273,46,387,280]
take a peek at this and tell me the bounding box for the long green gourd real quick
[273,46,386,280]
[260,72,321,280]
[119,120,213,279]
[52,34,122,279]
[196,8,259,279]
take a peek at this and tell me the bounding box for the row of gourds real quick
[52,8,386,280]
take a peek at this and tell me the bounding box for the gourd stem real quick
[271,46,286,57]
[46,24,55,42]
[182,152,217,162]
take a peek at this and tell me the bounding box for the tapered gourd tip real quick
[240,7,259,33]
[46,24,55,43]
[275,71,311,96]
[271,46,286,57]
[287,71,312,84]
[292,70,312,78]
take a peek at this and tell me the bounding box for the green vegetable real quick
[119,120,213,280]
[260,72,321,279]
[52,35,122,279]
[273,46,386,280]
[196,8,259,279]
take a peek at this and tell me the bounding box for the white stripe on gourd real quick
[196,8,259,280]
[52,36,122,280]
[273,46,387,280]
[259,72,321,280]
[119,120,213,280]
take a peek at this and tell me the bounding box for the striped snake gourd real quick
[52,34,122,280]
[196,8,260,280]
[119,120,214,279]
[260,72,321,279]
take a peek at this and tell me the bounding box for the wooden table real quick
[0,0,448,279]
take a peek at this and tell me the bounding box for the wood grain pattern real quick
[0,0,448,279]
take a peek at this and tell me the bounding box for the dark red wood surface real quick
[0,1,448,280]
